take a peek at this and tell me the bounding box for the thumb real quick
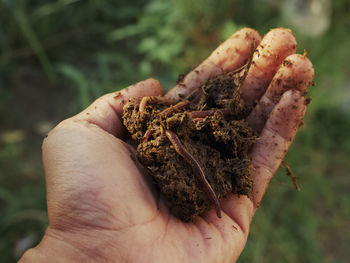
[42,78,163,229]
[74,78,163,138]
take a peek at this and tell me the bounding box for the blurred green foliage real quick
[0,0,350,262]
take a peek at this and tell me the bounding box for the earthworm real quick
[158,100,190,117]
[139,96,170,114]
[165,129,222,218]
[190,108,232,118]
[139,96,189,117]
[139,96,152,114]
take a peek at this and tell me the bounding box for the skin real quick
[20,28,314,263]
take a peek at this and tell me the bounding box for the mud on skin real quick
[122,59,256,221]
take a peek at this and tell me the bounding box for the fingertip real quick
[208,27,262,72]
[283,54,314,75]
[231,27,262,45]
[264,53,314,99]
[283,54,315,84]
[264,28,297,51]
[257,28,298,70]
[144,78,164,95]
[241,28,298,105]
[122,78,163,99]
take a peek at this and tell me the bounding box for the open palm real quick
[21,28,314,263]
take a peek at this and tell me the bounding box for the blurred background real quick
[0,0,349,262]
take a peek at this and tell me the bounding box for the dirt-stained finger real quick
[247,54,314,133]
[241,28,297,106]
[249,90,307,208]
[74,78,163,137]
[165,28,261,103]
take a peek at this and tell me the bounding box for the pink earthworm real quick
[165,129,222,218]
[158,100,190,117]
[139,96,169,114]
[190,108,232,118]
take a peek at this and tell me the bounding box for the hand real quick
[20,28,314,263]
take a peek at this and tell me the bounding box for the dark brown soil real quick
[122,59,256,221]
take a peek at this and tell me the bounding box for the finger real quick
[249,90,307,208]
[74,78,163,137]
[247,54,314,133]
[241,28,298,105]
[165,28,261,102]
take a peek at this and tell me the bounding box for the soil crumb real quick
[123,58,256,221]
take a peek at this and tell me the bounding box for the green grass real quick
[0,0,350,262]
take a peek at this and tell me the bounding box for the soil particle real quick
[283,59,293,67]
[305,97,312,105]
[176,73,186,84]
[123,56,256,221]
[114,92,122,99]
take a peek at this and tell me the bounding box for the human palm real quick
[21,28,314,263]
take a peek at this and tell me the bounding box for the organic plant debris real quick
[123,58,257,221]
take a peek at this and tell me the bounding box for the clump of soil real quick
[123,59,256,221]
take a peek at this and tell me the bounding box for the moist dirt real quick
[123,59,257,221]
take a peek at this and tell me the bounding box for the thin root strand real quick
[282,160,300,191]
